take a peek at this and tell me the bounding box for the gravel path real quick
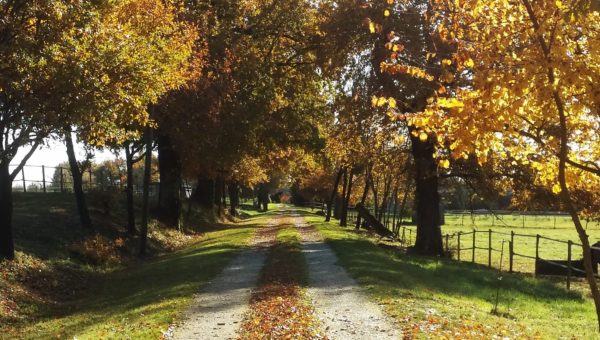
[170,215,281,340]
[293,213,402,339]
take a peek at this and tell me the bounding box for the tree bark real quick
[124,142,136,235]
[257,183,269,211]
[356,167,371,229]
[228,181,240,216]
[410,134,443,256]
[0,162,14,260]
[64,127,92,229]
[325,167,344,222]
[192,177,215,208]
[214,176,223,215]
[156,131,181,228]
[335,168,348,220]
[340,169,354,227]
[139,127,153,255]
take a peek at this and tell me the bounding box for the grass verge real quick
[301,210,598,339]
[1,209,266,339]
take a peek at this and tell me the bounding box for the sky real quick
[11,139,120,189]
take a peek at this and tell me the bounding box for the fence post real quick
[401,227,406,245]
[89,168,93,190]
[522,215,525,228]
[409,229,412,245]
[535,234,540,276]
[60,167,64,192]
[554,215,557,229]
[445,234,449,253]
[21,168,26,192]
[567,240,572,290]
[457,232,461,261]
[461,213,464,226]
[472,229,476,263]
[488,229,492,268]
[42,165,46,193]
[509,231,514,273]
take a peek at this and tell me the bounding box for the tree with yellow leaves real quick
[383,0,600,328]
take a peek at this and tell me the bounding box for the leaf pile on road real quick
[239,227,326,340]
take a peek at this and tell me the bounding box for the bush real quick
[68,234,122,265]
[87,189,121,215]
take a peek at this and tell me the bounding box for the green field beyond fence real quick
[341,206,600,289]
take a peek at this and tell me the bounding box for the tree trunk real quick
[370,174,380,218]
[340,169,354,227]
[139,127,153,255]
[228,181,240,216]
[410,134,443,256]
[214,176,223,215]
[124,142,136,235]
[192,177,215,208]
[257,183,269,211]
[335,168,348,220]
[356,166,371,229]
[156,131,181,228]
[325,167,344,222]
[0,162,14,260]
[222,179,227,209]
[64,127,92,229]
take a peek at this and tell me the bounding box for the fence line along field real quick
[345,206,600,280]
[444,211,600,229]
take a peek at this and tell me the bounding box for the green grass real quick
[2,193,274,339]
[301,210,598,339]
[7,213,267,340]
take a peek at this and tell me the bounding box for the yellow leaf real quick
[552,183,561,194]
[369,22,376,33]
[419,132,428,142]
[384,9,390,17]
[439,159,450,169]
[388,97,397,108]
[464,58,474,68]
[377,97,387,107]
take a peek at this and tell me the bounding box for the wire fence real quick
[320,203,600,290]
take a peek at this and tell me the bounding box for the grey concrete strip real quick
[171,247,267,340]
[294,215,402,340]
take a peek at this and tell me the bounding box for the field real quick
[343,208,600,290]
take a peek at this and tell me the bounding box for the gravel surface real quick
[170,215,281,340]
[293,213,403,339]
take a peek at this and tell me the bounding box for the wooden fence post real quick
[409,229,412,245]
[472,229,476,263]
[42,165,46,193]
[457,232,461,261]
[488,229,492,268]
[89,168,93,190]
[60,167,64,192]
[21,168,26,192]
[401,227,406,245]
[445,234,449,253]
[535,234,540,276]
[522,215,525,228]
[509,231,514,273]
[567,240,572,290]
